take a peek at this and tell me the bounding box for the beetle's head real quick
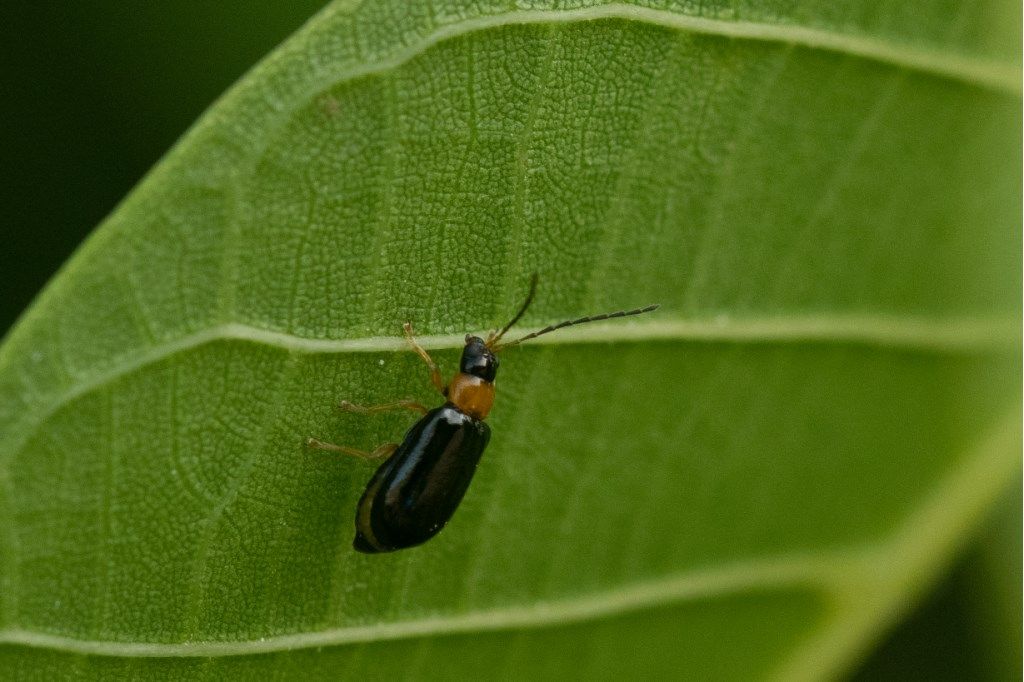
[460,335,499,382]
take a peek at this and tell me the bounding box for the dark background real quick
[0,2,325,335]
[0,3,1018,679]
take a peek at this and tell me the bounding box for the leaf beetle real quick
[307,275,658,553]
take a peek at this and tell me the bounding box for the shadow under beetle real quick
[307,275,658,553]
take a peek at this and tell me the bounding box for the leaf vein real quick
[0,551,853,658]
[0,314,1015,480]
[307,5,1020,102]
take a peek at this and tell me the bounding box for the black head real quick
[460,335,499,382]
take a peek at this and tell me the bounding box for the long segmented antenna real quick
[496,303,660,349]
[486,273,539,347]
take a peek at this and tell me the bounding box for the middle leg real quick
[338,398,428,415]
[305,438,399,462]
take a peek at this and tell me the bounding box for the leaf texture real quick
[0,1,1019,679]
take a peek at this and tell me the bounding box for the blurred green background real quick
[0,3,1018,679]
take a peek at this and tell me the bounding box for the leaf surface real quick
[0,1,1019,679]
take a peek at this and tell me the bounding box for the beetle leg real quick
[403,322,446,395]
[305,437,398,462]
[368,442,400,460]
[338,398,428,415]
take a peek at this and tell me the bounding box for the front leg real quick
[403,322,446,396]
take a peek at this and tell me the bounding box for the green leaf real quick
[0,1,1019,678]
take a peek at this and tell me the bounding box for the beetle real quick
[307,275,658,553]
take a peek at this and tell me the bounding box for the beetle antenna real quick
[497,303,660,349]
[486,273,539,347]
